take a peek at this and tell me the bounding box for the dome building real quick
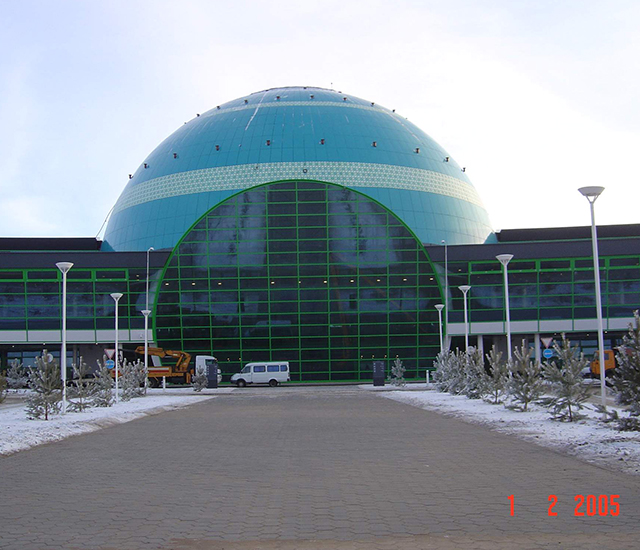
[103,87,492,252]
[1,87,638,384]
[98,87,494,381]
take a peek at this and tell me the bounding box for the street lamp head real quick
[110,292,123,302]
[578,186,605,202]
[56,262,74,274]
[496,253,514,266]
[434,304,445,311]
[141,309,151,317]
[147,246,155,253]
[458,285,471,294]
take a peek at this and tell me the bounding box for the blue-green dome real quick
[103,86,493,251]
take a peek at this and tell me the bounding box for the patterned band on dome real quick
[112,161,485,214]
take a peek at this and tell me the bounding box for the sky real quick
[1,0,638,238]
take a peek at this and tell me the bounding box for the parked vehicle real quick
[134,346,220,387]
[590,350,616,377]
[231,362,290,387]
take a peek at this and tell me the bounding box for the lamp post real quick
[144,246,154,392]
[496,254,514,362]
[459,285,471,352]
[146,247,154,312]
[435,304,445,353]
[56,262,73,414]
[111,292,123,404]
[142,309,151,392]
[442,240,448,348]
[578,186,607,410]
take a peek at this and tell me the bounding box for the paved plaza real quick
[1,387,639,549]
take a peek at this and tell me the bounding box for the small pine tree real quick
[120,359,145,401]
[192,363,208,392]
[508,341,544,411]
[540,336,591,422]
[448,349,467,395]
[388,357,406,387]
[92,357,114,407]
[0,371,7,403]
[485,346,509,404]
[462,347,487,399]
[67,357,96,412]
[433,350,455,392]
[25,350,62,420]
[611,311,640,430]
[6,359,28,390]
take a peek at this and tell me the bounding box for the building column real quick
[534,333,541,364]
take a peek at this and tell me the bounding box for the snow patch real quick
[0,390,217,456]
[382,389,640,475]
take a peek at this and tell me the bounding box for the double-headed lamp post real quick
[111,292,123,404]
[578,186,607,410]
[496,254,514,362]
[56,262,73,414]
[459,285,471,352]
[434,304,445,353]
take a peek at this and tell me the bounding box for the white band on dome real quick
[112,162,485,215]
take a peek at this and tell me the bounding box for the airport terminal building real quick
[1,87,638,381]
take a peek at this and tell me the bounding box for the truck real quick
[134,346,220,387]
[590,349,616,377]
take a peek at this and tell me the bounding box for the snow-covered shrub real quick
[462,347,487,399]
[610,311,640,431]
[120,359,145,401]
[508,341,543,411]
[388,357,406,387]
[6,359,28,390]
[68,357,95,412]
[540,336,591,422]
[192,363,208,392]
[433,349,466,394]
[433,350,454,392]
[26,351,62,420]
[92,357,114,407]
[0,371,6,403]
[485,346,509,404]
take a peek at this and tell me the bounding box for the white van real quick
[231,362,290,387]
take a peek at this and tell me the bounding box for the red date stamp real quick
[508,494,620,517]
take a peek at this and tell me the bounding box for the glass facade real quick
[445,257,640,323]
[0,268,151,332]
[154,181,442,381]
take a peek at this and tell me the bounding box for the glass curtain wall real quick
[154,181,442,381]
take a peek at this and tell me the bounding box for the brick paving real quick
[1,386,639,549]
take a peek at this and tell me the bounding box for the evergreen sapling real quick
[540,336,591,421]
[6,359,28,390]
[610,311,640,431]
[25,350,62,420]
[508,341,544,411]
[433,350,455,392]
[485,345,509,404]
[92,356,114,407]
[388,356,406,387]
[462,347,487,399]
[0,371,6,403]
[68,356,96,412]
[192,363,208,392]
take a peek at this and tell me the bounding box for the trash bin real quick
[206,359,219,389]
[372,361,385,386]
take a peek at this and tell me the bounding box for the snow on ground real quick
[0,388,227,456]
[378,386,640,475]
